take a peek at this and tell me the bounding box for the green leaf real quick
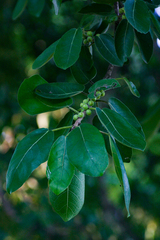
[122,77,140,98]
[108,97,145,138]
[95,34,123,66]
[124,0,150,34]
[93,0,116,4]
[52,0,62,15]
[28,0,45,17]
[79,3,113,16]
[66,123,109,177]
[12,0,28,20]
[96,107,146,150]
[135,30,153,63]
[70,46,96,84]
[32,40,59,69]
[80,15,103,31]
[35,82,84,99]
[18,75,73,115]
[93,116,132,163]
[150,10,160,38]
[6,128,54,194]
[54,28,82,70]
[88,79,121,99]
[115,19,134,62]
[148,133,160,156]
[54,111,73,140]
[109,137,131,217]
[47,136,75,195]
[49,169,85,222]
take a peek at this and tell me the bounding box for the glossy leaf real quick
[66,123,109,177]
[12,0,28,20]
[148,133,160,156]
[93,116,132,163]
[49,169,85,222]
[6,128,54,193]
[79,3,112,16]
[135,30,153,63]
[115,19,134,62]
[54,111,73,140]
[35,82,84,99]
[70,46,96,84]
[96,107,146,150]
[109,137,131,217]
[18,75,72,115]
[124,0,150,34]
[52,0,62,15]
[80,15,103,31]
[95,34,123,66]
[54,28,82,70]
[32,40,59,69]
[88,79,121,99]
[150,10,160,38]
[47,136,75,195]
[108,97,145,138]
[28,0,45,17]
[122,77,140,98]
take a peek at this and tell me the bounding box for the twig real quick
[103,64,114,79]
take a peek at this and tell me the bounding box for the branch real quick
[103,64,114,79]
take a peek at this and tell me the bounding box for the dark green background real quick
[1,1,160,239]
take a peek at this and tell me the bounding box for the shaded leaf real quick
[80,15,103,31]
[18,75,72,115]
[35,82,84,99]
[122,77,140,98]
[47,136,75,195]
[66,123,109,177]
[95,34,123,66]
[54,28,82,70]
[96,107,146,150]
[6,128,54,193]
[32,40,59,69]
[49,169,85,222]
[12,0,28,20]
[28,0,45,17]
[124,0,150,34]
[109,137,131,217]
[88,79,121,99]
[150,10,160,38]
[108,97,145,138]
[79,3,112,16]
[135,30,153,63]
[115,19,134,62]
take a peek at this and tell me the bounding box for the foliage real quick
[4,0,160,224]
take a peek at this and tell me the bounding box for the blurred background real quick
[1,0,160,239]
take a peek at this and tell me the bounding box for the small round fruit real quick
[96,91,101,97]
[87,31,93,37]
[92,98,97,101]
[88,100,94,106]
[86,109,92,116]
[73,114,78,121]
[101,90,105,97]
[83,39,87,45]
[82,104,88,110]
[80,103,84,108]
[87,36,93,42]
[83,99,89,104]
[78,112,84,118]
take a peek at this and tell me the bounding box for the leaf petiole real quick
[52,125,73,132]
